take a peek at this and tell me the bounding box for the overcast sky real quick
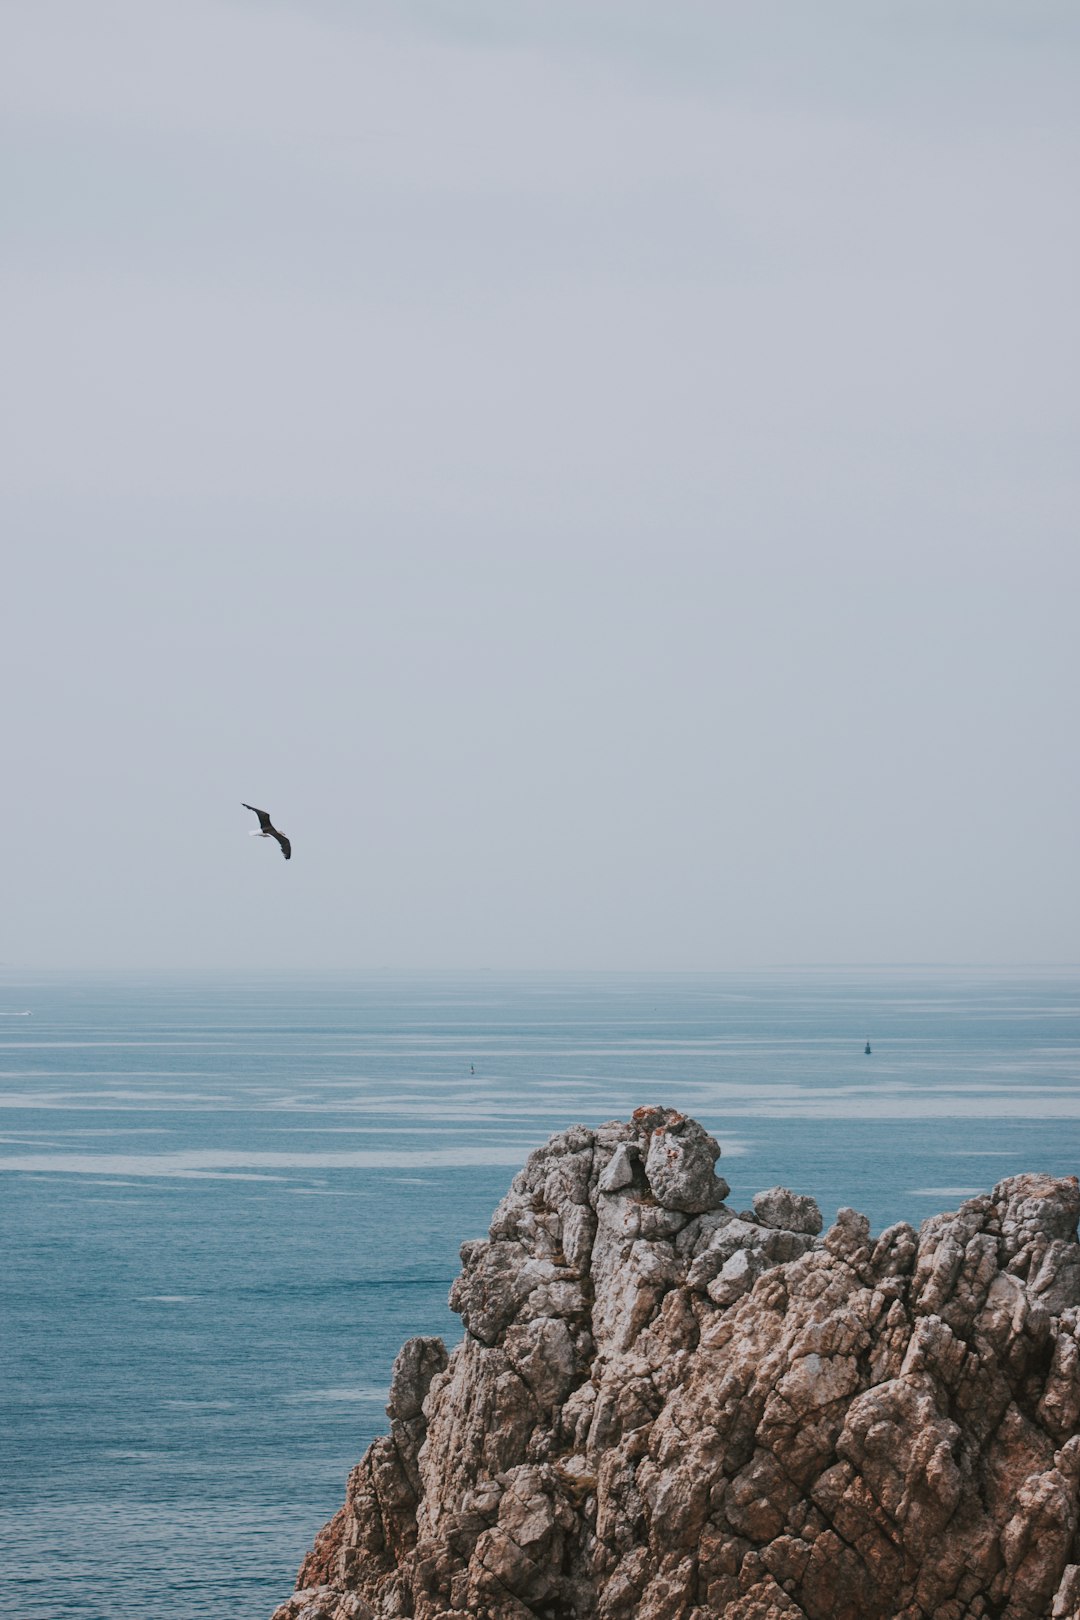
[2,1,1077,971]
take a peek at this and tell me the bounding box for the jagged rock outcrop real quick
[271,1106,1080,1620]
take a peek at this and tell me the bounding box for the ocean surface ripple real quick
[1,969,1077,1618]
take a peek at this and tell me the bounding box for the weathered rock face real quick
[271,1107,1080,1620]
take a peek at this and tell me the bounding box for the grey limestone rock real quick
[598,1143,636,1194]
[641,1110,730,1214]
[753,1186,823,1236]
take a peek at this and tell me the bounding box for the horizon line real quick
[1,961,1078,977]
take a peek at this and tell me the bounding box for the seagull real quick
[243,803,291,860]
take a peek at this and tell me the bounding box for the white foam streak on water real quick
[906,1186,985,1198]
[5,1084,1080,1123]
[0,1091,230,1107]
[286,1186,365,1196]
[712,1094,1080,1119]
[0,1145,549,1175]
[951,1149,1016,1157]
[0,1040,224,1048]
[172,1170,292,1181]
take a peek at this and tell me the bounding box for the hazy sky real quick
[2,1,1077,971]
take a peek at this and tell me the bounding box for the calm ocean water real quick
[2,969,1078,1618]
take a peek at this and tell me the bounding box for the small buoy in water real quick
[865,1040,872,1055]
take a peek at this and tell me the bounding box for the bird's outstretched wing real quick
[242,803,272,831]
[272,831,292,861]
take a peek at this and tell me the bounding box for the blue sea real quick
[2,969,1078,1619]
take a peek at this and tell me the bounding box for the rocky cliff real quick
[271,1107,1080,1620]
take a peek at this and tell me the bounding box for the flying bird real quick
[243,803,291,860]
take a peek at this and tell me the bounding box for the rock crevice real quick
[272,1108,1080,1620]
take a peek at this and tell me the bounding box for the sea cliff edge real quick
[271,1107,1080,1620]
